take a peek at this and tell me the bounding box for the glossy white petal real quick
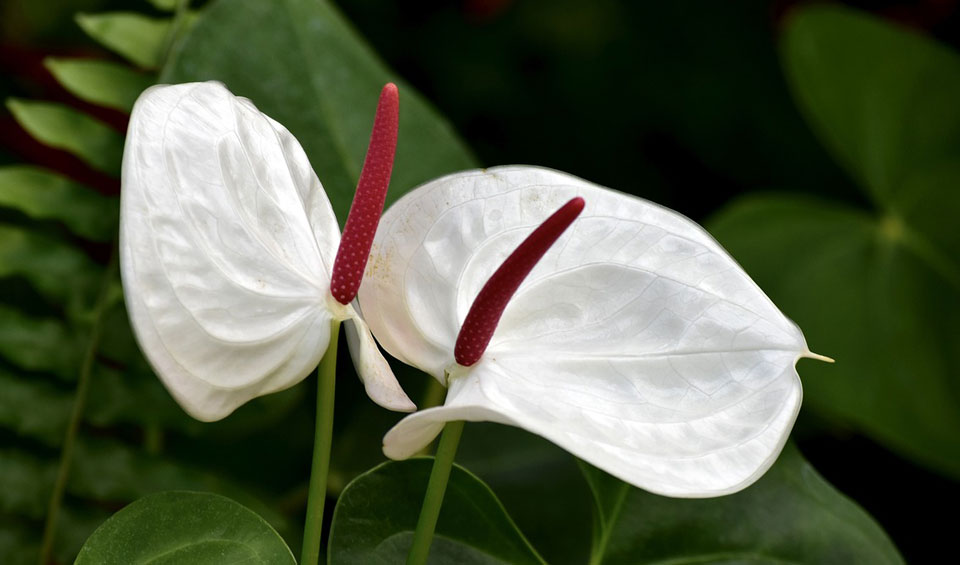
[363,166,812,496]
[344,302,416,412]
[120,82,410,420]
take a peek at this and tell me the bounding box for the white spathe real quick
[360,166,821,497]
[120,82,414,421]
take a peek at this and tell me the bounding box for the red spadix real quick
[454,197,585,366]
[331,83,399,305]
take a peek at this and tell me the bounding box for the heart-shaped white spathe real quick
[120,81,414,421]
[359,166,823,497]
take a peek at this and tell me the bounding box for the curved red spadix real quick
[454,197,586,366]
[331,83,399,305]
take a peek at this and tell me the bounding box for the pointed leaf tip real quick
[455,197,585,366]
[331,83,400,304]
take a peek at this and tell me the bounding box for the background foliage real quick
[1,0,956,563]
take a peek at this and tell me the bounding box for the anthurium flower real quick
[120,81,415,421]
[359,166,829,497]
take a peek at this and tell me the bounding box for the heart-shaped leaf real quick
[74,491,295,564]
[328,459,545,565]
[710,5,960,477]
[161,0,476,222]
[582,443,902,564]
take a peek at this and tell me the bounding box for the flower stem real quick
[406,419,466,565]
[39,253,118,565]
[300,319,341,565]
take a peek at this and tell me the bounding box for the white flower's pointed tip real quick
[803,351,835,363]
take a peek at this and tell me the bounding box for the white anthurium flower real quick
[120,81,415,421]
[359,166,830,497]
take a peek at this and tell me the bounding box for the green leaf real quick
[329,459,545,565]
[705,6,960,478]
[709,193,960,477]
[0,166,118,241]
[0,305,82,379]
[75,491,295,564]
[582,443,902,564]
[0,224,102,309]
[5,99,124,175]
[162,0,476,222]
[782,4,960,207]
[149,0,181,11]
[0,447,57,518]
[44,58,153,112]
[0,370,71,446]
[76,12,172,69]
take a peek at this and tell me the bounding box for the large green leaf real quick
[75,491,295,564]
[582,443,902,564]
[0,166,118,241]
[76,12,172,69]
[5,99,124,175]
[708,6,960,477]
[162,0,476,221]
[328,459,545,565]
[45,58,153,113]
[782,5,960,206]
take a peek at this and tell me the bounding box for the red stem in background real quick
[454,197,585,366]
[331,83,399,305]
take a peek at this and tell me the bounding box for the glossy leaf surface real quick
[328,459,544,565]
[582,443,902,564]
[75,491,295,564]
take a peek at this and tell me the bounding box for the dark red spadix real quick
[454,197,585,366]
[331,83,400,305]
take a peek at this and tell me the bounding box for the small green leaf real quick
[782,4,960,206]
[0,166,118,241]
[582,444,903,564]
[0,305,82,379]
[162,0,477,222]
[329,459,545,565]
[0,223,103,308]
[0,370,71,445]
[0,447,57,518]
[5,100,124,175]
[75,491,295,564]
[76,12,171,69]
[44,58,153,112]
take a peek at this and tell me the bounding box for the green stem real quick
[38,254,118,565]
[300,319,341,565]
[406,420,466,565]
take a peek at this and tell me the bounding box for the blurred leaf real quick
[0,305,81,379]
[76,12,171,69]
[0,370,71,446]
[707,5,960,478]
[149,0,180,11]
[45,58,153,112]
[0,166,118,241]
[710,193,960,477]
[75,491,295,564]
[162,0,476,222]
[0,224,102,309]
[5,99,123,175]
[581,444,902,564]
[0,448,57,518]
[782,5,960,206]
[329,459,545,564]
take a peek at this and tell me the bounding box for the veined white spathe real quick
[120,81,415,421]
[359,166,829,497]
